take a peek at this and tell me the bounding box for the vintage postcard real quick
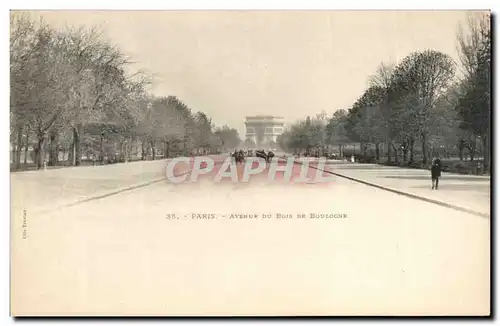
[10,10,491,316]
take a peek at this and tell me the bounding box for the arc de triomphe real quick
[244,116,285,148]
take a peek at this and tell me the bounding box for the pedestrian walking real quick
[431,158,442,190]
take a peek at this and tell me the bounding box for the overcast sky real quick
[24,10,470,137]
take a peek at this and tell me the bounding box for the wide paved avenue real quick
[11,157,490,316]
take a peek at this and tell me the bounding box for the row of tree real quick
[278,12,491,171]
[10,14,241,170]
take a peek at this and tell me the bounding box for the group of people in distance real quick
[231,149,275,164]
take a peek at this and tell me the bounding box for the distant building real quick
[244,115,285,148]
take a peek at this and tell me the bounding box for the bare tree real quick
[10,14,238,170]
[456,11,491,171]
[368,61,395,89]
[456,12,490,80]
[388,50,455,164]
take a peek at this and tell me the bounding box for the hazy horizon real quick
[19,10,473,138]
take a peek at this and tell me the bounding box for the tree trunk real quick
[48,132,59,166]
[163,141,169,159]
[100,133,105,164]
[482,133,490,173]
[375,143,380,161]
[402,140,408,163]
[55,144,60,164]
[14,126,23,169]
[36,135,45,169]
[151,141,156,160]
[458,140,464,161]
[68,143,74,164]
[391,143,399,164]
[409,139,415,164]
[387,141,392,163]
[421,134,428,165]
[48,133,54,166]
[141,139,146,161]
[24,133,29,165]
[72,125,82,166]
[123,140,129,162]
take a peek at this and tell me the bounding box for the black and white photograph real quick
[8,9,491,317]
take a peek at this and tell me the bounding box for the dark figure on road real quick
[267,151,274,163]
[431,159,442,190]
[256,149,267,160]
[238,150,245,164]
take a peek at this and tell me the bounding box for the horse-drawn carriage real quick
[232,150,245,164]
[255,149,274,163]
[232,149,275,164]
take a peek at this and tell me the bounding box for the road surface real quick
[11,157,490,316]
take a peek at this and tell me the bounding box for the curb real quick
[298,160,490,219]
[35,170,192,215]
[35,177,167,215]
[33,159,228,215]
